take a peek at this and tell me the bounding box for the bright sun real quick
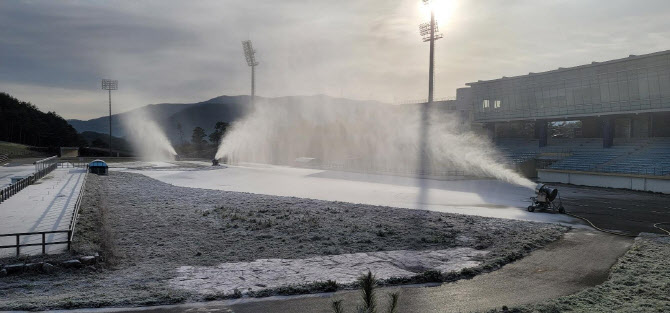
[418,0,457,26]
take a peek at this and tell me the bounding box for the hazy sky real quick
[2,0,669,120]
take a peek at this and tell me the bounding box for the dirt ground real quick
[0,172,566,310]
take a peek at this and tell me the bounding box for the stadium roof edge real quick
[465,49,670,86]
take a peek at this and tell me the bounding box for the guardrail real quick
[0,230,72,256]
[58,161,88,169]
[68,172,88,242]
[0,162,88,256]
[0,156,58,203]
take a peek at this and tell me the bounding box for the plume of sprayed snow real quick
[215,97,535,189]
[122,110,177,161]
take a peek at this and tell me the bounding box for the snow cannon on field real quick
[527,183,565,214]
[212,159,220,166]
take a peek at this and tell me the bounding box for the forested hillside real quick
[0,92,83,148]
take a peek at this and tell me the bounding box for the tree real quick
[208,121,230,146]
[91,138,108,148]
[191,127,207,146]
[0,92,83,148]
[176,122,185,145]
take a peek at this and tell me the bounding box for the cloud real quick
[1,0,669,119]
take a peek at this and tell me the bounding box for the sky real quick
[1,0,670,120]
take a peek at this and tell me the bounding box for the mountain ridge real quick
[68,94,387,141]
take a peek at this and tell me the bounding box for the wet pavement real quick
[549,183,670,235]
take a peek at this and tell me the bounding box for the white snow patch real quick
[126,163,579,225]
[0,164,35,188]
[170,247,487,295]
[0,168,86,256]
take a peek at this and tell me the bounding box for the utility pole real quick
[242,40,259,105]
[101,79,118,157]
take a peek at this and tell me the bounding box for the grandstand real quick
[496,136,670,175]
[452,50,670,192]
[598,138,670,175]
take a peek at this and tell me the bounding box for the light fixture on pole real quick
[242,40,259,105]
[419,0,443,103]
[416,0,444,208]
[101,79,118,157]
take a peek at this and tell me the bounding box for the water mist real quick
[215,97,535,189]
[122,110,177,161]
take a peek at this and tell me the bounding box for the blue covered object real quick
[88,159,108,175]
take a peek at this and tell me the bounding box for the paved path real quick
[0,168,86,257]
[73,229,632,313]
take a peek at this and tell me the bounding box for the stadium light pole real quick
[242,40,259,105]
[101,79,118,157]
[419,0,443,103]
[416,0,444,209]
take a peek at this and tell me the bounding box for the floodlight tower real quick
[419,0,443,103]
[101,79,118,157]
[242,40,259,105]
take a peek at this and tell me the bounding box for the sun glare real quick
[418,0,457,26]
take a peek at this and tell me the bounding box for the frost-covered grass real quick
[0,141,46,157]
[0,171,567,310]
[489,234,670,313]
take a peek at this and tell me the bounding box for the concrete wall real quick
[538,169,670,194]
[517,159,538,178]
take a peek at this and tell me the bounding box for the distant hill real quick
[68,95,252,140]
[68,94,385,143]
[0,92,83,148]
[79,131,131,151]
[68,101,204,137]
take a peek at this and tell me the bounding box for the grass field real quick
[0,141,47,158]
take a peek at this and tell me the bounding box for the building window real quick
[494,100,501,108]
[482,99,490,108]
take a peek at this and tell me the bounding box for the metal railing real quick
[0,230,72,256]
[0,156,88,256]
[0,175,33,203]
[0,170,88,256]
[35,155,58,173]
[0,156,58,203]
[58,161,88,169]
[68,172,88,242]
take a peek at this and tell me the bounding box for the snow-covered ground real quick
[0,164,35,188]
[0,168,87,257]
[171,248,487,295]
[0,171,568,310]
[123,162,577,225]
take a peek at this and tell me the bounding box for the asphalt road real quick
[548,183,670,235]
